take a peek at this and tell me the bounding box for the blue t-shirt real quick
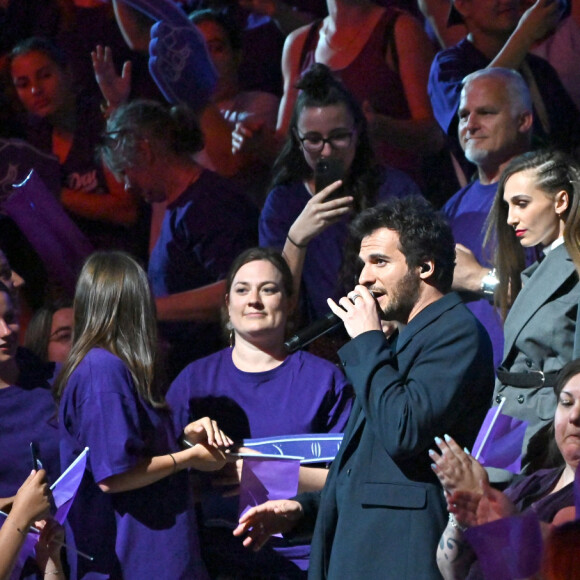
[149,169,259,375]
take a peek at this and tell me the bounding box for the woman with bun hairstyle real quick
[101,99,259,377]
[259,63,420,336]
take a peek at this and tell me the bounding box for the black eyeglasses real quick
[295,130,355,153]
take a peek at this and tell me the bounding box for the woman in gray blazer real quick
[486,149,580,465]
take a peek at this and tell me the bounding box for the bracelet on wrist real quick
[286,234,307,249]
[480,268,498,298]
[169,453,178,474]
[7,517,29,536]
[44,571,64,576]
[448,512,467,533]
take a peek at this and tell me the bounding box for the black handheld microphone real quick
[284,311,343,353]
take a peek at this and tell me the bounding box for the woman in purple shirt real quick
[167,247,353,578]
[55,252,232,580]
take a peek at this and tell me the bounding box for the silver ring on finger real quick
[350,293,362,303]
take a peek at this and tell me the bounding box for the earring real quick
[226,320,234,347]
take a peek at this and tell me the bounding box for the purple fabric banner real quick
[3,170,94,296]
[243,433,343,464]
[238,456,301,525]
[472,405,528,474]
[465,510,543,580]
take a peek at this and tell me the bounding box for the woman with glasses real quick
[259,63,420,335]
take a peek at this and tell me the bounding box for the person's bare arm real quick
[112,0,153,52]
[277,25,310,135]
[297,466,328,493]
[155,280,226,322]
[436,517,476,580]
[60,164,139,226]
[489,0,563,69]
[282,181,352,298]
[364,14,445,154]
[451,244,490,294]
[98,417,232,493]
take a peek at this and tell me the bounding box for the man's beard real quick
[381,270,421,323]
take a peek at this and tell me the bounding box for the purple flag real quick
[0,449,89,578]
[472,402,528,474]
[3,170,94,296]
[238,455,301,525]
[464,510,543,580]
[51,447,89,524]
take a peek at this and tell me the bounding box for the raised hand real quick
[92,45,132,110]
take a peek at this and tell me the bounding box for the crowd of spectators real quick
[1,0,580,578]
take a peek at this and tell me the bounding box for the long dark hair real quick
[485,149,580,320]
[54,252,166,408]
[270,63,382,213]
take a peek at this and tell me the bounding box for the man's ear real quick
[518,110,534,134]
[419,260,435,279]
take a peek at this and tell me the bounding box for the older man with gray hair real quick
[442,67,534,367]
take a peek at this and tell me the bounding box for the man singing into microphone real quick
[234,196,494,579]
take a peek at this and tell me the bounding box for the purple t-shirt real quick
[59,348,208,580]
[259,168,420,321]
[149,169,258,375]
[0,349,59,498]
[443,180,504,367]
[166,348,353,572]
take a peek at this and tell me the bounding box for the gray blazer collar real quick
[503,243,576,354]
